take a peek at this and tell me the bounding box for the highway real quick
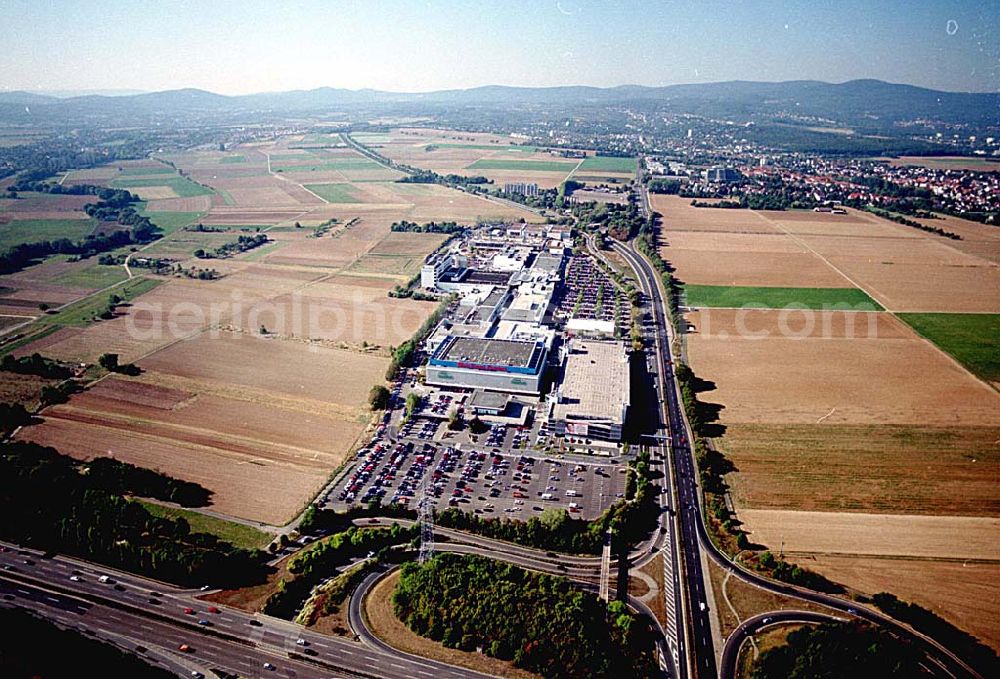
[0,543,490,679]
[611,190,981,679]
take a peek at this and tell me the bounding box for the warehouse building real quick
[548,340,630,443]
[426,335,548,395]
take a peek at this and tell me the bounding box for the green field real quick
[118,165,175,176]
[466,159,579,173]
[219,155,246,164]
[46,277,162,327]
[136,501,272,550]
[0,218,95,249]
[52,262,129,289]
[304,183,360,203]
[577,156,637,173]
[683,284,882,310]
[899,313,1000,383]
[139,210,205,236]
[111,175,214,198]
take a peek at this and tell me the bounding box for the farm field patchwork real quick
[303,183,361,203]
[683,284,880,310]
[466,158,579,173]
[111,174,215,198]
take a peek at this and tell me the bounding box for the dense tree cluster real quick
[194,233,269,259]
[752,621,923,679]
[0,441,266,587]
[393,553,657,678]
[264,524,415,619]
[0,352,72,380]
[84,456,211,507]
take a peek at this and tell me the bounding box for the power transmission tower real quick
[418,456,435,563]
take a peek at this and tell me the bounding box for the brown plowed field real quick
[717,423,1000,516]
[17,415,335,524]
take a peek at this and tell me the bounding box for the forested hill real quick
[0,79,995,129]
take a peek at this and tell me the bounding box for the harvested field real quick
[667,250,851,287]
[687,308,910,340]
[803,555,1000,652]
[139,331,387,412]
[84,376,194,409]
[717,423,1000,515]
[653,195,781,233]
[232,284,435,346]
[466,158,578,173]
[824,257,1000,312]
[17,414,339,525]
[144,195,214,213]
[687,325,1000,426]
[889,156,1000,172]
[740,509,998,560]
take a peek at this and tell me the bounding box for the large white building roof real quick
[551,340,630,425]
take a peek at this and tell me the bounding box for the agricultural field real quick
[658,192,1000,644]
[683,284,880,310]
[0,218,96,249]
[899,313,1000,385]
[0,129,545,530]
[373,128,585,188]
[888,156,1000,172]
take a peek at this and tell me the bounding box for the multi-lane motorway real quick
[613,187,981,679]
[0,542,489,679]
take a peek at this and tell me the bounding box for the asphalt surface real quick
[719,611,841,678]
[0,543,492,679]
[614,208,980,679]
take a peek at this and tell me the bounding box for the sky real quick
[2,0,997,95]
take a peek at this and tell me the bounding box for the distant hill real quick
[1,80,996,129]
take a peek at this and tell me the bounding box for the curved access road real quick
[719,611,840,679]
[611,232,981,679]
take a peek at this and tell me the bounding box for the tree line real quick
[194,233,269,259]
[393,553,657,678]
[263,524,415,619]
[0,184,161,274]
[390,220,467,234]
[0,441,266,588]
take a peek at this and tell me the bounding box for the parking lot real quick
[325,438,628,521]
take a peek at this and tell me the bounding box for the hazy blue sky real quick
[2,0,997,94]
